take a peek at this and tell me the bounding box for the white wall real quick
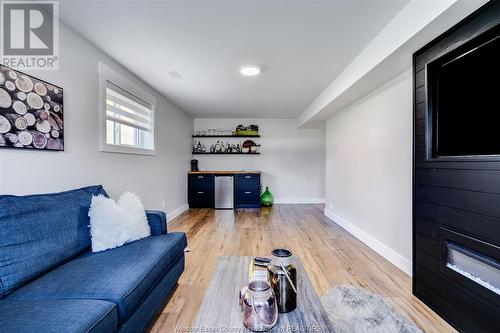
[324,70,412,275]
[194,118,325,203]
[0,24,193,220]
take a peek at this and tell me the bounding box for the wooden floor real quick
[150,205,456,333]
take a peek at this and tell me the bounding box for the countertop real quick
[188,170,261,175]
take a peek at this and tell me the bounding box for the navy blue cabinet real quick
[234,174,261,208]
[188,174,214,208]
[188,172,261,209]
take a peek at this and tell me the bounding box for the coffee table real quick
[193,256,334,332]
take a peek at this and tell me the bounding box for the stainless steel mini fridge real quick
[214,176,234,209]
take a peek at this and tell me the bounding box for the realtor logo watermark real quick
[1,1,59,70]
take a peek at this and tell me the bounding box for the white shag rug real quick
[321,285,424,333]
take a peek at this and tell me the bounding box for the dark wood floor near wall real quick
[149,205,455,333]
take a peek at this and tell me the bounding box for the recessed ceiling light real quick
[240,65,261,77]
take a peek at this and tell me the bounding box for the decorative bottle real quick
[260,187,273,207]
[267,248,297,313]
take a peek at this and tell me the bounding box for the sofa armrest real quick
[146,210,167,235]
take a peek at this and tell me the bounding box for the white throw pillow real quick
[88,192,151,252]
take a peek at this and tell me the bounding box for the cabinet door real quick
[234,174,260,208]
[235,190,260,208]
[234,174,260,190]
[190,174,214,190]
[188,174,214,208]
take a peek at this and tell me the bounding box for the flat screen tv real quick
[428,25,500,158]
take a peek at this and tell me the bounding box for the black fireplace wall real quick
[413,2,500,333]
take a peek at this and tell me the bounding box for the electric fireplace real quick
[441,229,500,300]
[413,2,500,332]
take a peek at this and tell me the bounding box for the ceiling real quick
[59,0,409,118]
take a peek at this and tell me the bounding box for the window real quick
[99,63,156,155]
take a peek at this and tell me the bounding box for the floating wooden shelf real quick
[192,135,260,138]
[192,152,260,155]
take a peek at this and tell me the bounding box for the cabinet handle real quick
[197,176,204,179]
[197,191,204,194]
[245,191,252,194]
[245,176,252,179]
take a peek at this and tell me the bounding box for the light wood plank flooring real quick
[150,205,456,333]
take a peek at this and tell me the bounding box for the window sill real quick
[100,144,156,156]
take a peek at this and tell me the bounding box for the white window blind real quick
[104,81,155,151]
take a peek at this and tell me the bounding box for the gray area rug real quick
[321,285,423,333]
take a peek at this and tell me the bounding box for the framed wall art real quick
[0,65,64,151]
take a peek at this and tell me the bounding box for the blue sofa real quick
[0,185,187,333]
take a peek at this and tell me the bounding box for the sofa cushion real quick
[8,233,187,325]
[0,299,117,333]
[119,255,185,333]
[0,185,108,298]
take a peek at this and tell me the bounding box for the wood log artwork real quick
[31,131,47,149]
[5,81,16,91]
[8,70,17,80]
[27,92,43,109]
[17,130,32,146]
[5,113,28,130]
[17,92,26,101]
[15,75,34,93]
[0,65,63,150]
[35,110,48,120]
[50,129,59,138]
[23,112,35,126]
[4,133,18,143]
[0,115,11,133]
[47,138,63,150]
[35,120,51,133]
[0,87,12,108]
[13,100,27,115]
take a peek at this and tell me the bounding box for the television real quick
[428,25,500,158]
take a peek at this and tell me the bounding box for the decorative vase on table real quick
[267,248,297,313]
[260,186,273,207]
[240,280,278,332]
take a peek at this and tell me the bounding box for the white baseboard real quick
[274,198,325,204]
[167,203,189,223]
[324,208,412,276]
